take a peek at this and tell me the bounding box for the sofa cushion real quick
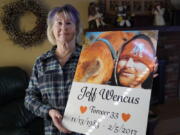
[25,117,44,135]
[0,128,29,135]
[0,99,35,128]
[0,67,29,105]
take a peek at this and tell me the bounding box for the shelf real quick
[86,26,180,33]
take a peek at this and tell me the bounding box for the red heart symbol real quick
[80,106,87,114]
[122,113,131,122]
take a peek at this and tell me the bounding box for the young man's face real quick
[117,57,150,88]
[117,38,155,88]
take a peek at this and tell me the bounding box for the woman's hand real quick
[49,109,71,133]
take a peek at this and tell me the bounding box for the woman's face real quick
[52,12,76,44]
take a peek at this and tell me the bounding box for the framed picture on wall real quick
[121,0,131,11]
[144,1,153,12]
[133,1,142,13]
[109,0,117,13]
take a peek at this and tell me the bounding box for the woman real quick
[24,4,82,135]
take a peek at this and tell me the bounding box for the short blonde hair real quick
[47,4,82,45]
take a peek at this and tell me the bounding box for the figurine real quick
[88,2,106,29]
[116,5,131,27]
[153,3,166,26]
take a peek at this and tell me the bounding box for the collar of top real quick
[41,44,81,60]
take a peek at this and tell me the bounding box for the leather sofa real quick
[0,66,44,135]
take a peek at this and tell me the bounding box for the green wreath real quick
[1,0,47,47]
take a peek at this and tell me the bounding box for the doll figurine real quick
[153,3,166,26]
[117,5,131,27]
[88,2,106,29]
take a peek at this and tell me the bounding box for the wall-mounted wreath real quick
[1,0,47,48]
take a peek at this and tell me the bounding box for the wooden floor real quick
[151,98,180,135]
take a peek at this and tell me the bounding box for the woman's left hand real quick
[49,109,71,133]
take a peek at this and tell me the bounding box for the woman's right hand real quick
[49,109,71,133]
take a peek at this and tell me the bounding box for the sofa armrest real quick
[0,66,29,105]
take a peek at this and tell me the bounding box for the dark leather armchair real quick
[0,66,43,135]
